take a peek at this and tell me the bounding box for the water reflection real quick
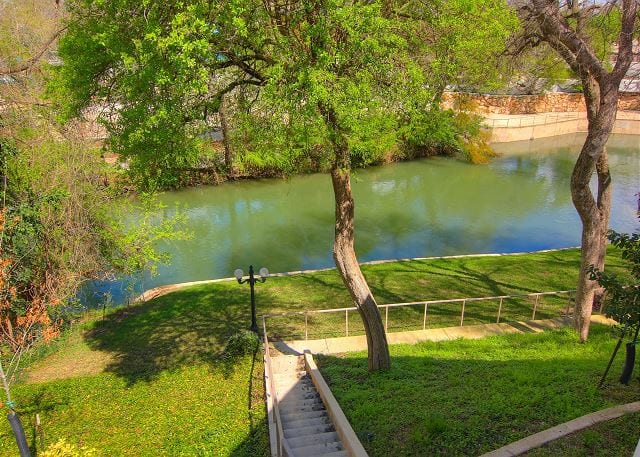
[84,134,640,305]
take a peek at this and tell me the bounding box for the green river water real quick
[87,133,640,305]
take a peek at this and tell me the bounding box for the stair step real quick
[288,440,343,456]
[281,403,326,415]
[280,397,323,409]
[277,384,316,397]
[288,431,340,449]
[321,451,349,457]
[280,391,320,403]
[281,409,328,423]
[276,377,312,386]
[283,415,331,430]
[283,423,335,438]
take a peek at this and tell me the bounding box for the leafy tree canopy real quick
[54,0,517,189]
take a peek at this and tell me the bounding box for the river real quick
[84,133,640,306]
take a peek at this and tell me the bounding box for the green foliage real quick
[408,0,519,96]
[54,0,515,185]
[588,222,640,330]
[107,195,192,278]
[224,330,260,359]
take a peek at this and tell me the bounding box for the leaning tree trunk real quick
[320,103,390,371]
[570,96,615,342]
[331,167,391,371]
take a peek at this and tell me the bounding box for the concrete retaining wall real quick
[487,111,640,143]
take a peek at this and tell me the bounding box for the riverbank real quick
[4,248,631,456]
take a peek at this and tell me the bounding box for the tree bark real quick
[219,95,234,173]
[570,94,615,342]
[517,0,637,342]
[331,168,391,371]
[321,103,391,371]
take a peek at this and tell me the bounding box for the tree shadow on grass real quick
[84,284,282,385]
[313,327,639,456]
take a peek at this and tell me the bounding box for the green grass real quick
[0,247,631,455]
[0,289,270,456]
[526,412,640,457]
[316,325,640,457]
[258,247,628,339]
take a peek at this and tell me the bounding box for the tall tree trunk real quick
[320,103,390,371]
[219,95,234,173]
[331,168,391,371]
[570,94,615,342]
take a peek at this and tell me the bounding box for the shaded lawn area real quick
[0,288,270,456]
[316,325,640,457]
[0,248,630,455]
[525,412,640,457]
[254,247,629,339]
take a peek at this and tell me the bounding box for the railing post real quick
[345,309,349,337]
[565,291,572,316]
[385,306,389,332]
[305,312,308,341]
[532,294,540,320]
[497,297,503,323]
[423,303,428,330]
[460,300,466,326]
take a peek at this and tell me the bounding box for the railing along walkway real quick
[263,289,577,342]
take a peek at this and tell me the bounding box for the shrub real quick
[224,330,260,358]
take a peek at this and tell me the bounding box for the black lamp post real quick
[234,265,269,333]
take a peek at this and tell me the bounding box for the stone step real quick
[288,440,343,456]
[280,391,320,403]
[283,423,335,439]
[281,409,328,423]
[274,373,307,383]
[288,431,340,449]
[320,451,349,457]
[280,396,323,408]
[281,403,326,415]
[276,383,316,397]
[270,355,304,372]
[283,415,331,431]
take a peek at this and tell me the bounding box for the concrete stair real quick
[272,355,348,457]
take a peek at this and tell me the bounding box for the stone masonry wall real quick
[442,91,640,114]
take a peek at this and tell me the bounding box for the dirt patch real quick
[24,344,115,384]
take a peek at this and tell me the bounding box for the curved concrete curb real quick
[481,401,640,457]
[133,247,580,303]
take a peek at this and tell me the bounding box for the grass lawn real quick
[0,247,631,455]
[259,247,629,339]
[0,290,270,457]
[526,412,640,457]
[316,325,640,457]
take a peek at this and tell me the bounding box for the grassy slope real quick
[0,248,631,455]
[317,325,640,457]
[525,412,640,457]
[0,290,270,457]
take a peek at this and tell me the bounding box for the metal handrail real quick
[262,289,578,340]
[482,112,584,129]
[262,318,291,457]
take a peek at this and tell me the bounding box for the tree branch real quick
[0,27,68,76]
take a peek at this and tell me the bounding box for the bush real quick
[224,330,260,358]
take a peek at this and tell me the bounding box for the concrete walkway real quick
[481,401,640,457]
[274,315,615,355]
